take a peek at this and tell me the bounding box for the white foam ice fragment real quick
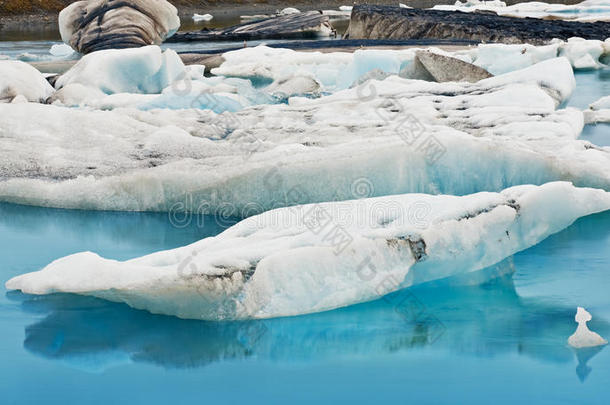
[0,60,55,103]
[55,46,186,95]
[399,3,411,8]
[432,0,610,22]
[280,7,301,15]
[1,58,605,213]
[5,182,610,320]
[49,43,76,58]
[339,6,353,12]
[193,13,213,22]
[568,307,608,348]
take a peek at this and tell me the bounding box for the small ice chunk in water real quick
[193,13,213,22]
[49,43,75,58]
[280,8,301,15]
[568,307,608,348]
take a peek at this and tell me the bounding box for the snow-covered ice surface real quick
[433,0,610,22]
[2,49,610,213]
[6,182,610,320]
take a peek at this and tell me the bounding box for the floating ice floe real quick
[2,56,609,213]
[192,13,213,22]
[433,0,610,22]
[5,182,610,320]
[0,60,55,103]
[568,307,608,348]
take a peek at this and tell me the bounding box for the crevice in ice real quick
[212,263,258,282]
[455,199,521,222]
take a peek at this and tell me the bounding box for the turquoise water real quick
[1,202,609,404]
[567,68,610,146]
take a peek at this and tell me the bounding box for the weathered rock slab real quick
[344,5,610,45]
[168,11,334,42]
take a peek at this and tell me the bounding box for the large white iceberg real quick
[1,57,608,213]
[6,182,610,320]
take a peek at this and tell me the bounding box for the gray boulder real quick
[414,51,493,83]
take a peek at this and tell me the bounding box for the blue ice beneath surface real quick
[1,203,609,404]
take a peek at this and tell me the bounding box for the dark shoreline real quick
[0,0,586,41]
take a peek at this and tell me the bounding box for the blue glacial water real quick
[567,67,610,147]
[1,202,609,404]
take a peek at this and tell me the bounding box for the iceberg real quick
[6,182,610,320]
[55,46,185,95]
[568,307,608,348]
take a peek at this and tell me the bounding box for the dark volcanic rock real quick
[59,0,180,54]
[344,5,610,44]
[168,11,335,42]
